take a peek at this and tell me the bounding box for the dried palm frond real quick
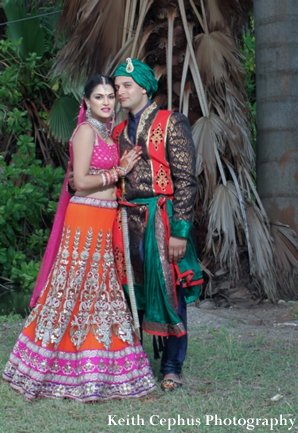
[242,167,268,218]
[212,0,253,36]
[130,0,154,58]
[179,31,192,113]
[53,0,127,82]
[192,112,239,209]
[246,203,278,301]
[194,31,246,100]
[271,222,298,299]
[177,0,209,116]
[56,0,87,37]
[205,181,244,280]
[166,7,177,110]
[204,0,227,32]
[224,161,252,262]
[136,23,165,59]
[106,38,134,76]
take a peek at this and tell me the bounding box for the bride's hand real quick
[119,146,142,175]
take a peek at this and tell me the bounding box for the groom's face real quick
[114,76,148,115]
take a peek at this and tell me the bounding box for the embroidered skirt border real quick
[3,332,156,402]
[69,195,118,209]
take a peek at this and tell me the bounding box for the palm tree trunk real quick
[254,0,298,232]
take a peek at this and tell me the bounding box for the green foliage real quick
[0,312,23,323]
[0,137,64,292]
[0,1,78,295]
[0,0,80,150]
[241,16,256,152]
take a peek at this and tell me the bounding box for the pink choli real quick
[69,122,119,172]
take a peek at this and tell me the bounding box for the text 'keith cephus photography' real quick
[107,414,296,431]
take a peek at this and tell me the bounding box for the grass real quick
[0,315,297,433]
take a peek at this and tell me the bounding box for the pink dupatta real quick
[29,105,86,307]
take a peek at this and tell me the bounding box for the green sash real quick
[123,196,203,328]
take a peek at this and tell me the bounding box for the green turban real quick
[113,58,158,98]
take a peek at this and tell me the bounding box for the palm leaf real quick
[47,96,80,144]
[246,203,278,301]
[177,0,209,116]
[179,22,193,114]
[271,221,298,299]
[205,181,243,280]
[166,7,176,110]
[204,0,226,32]
[194,31,246,99]
[225,160,253,264]
[3,0,47,59]
[130,0,154,58]
[215,0,253,34]
[54,0,126,81]
[192,112,239,207]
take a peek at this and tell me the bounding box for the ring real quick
[179,251,183,255]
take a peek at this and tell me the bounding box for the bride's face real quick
[85,84,115,122]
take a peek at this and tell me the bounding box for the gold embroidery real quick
[136,102,157,144]
[69,229,103,348]
[150,122,163,150]
[166,113,197,221]
[32,226,76,348]
[115,208,122,231]
[91,231,134,349]
[27,224,135,351]
[114,245,126,281]
[154,205,177,312]
[155,164,169,192]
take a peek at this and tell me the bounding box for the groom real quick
[111,58,203,391]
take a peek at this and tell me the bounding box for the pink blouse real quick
[69,122,119,173]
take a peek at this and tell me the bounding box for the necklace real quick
[87,117,110,141]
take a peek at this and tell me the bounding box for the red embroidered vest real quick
[113,110,173,196]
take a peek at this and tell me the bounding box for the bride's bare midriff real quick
[75,184,117,201]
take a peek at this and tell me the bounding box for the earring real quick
[109,110,116,133]
[86,107,91,118]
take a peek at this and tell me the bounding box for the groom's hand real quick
[67,161,76,191]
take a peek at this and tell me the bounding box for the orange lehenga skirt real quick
[3,196,156,402]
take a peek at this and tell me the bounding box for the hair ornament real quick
[126,58,134,73]
[102,76,107,91]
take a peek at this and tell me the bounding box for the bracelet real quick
[101,173,106,187]
[111,167,118,183]
[101,168,119,187]
[117,150,137,177]
[116,166,126,177]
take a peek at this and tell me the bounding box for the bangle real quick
[117,165,126,177]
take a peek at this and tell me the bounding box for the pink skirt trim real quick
[3,332,155,402]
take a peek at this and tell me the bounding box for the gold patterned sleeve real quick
[167,112,197,227]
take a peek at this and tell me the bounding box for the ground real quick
[187,299,298,344]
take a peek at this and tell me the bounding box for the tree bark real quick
[254,0,298,232]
